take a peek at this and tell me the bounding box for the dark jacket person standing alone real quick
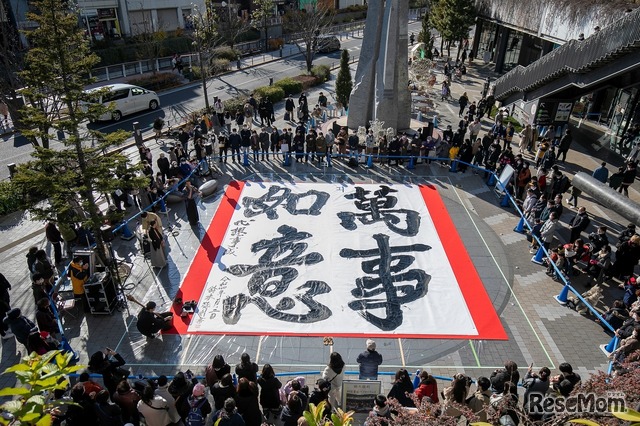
[357,339,383,380]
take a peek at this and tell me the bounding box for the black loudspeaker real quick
[84,272,117,315]
[332,121,342,137]
[347,157,358,168]
[101,224,114,242]
[204,143,213,155]
[424,123,434,138]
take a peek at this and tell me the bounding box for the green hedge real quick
[224,96,248,114]
[127,72,183,91]
[253,86,285,104]
[0,181,23,216]
[340,4,367,13]
[211,59,231,75]
[212,46,239,61]
[275,77,303,96]
[311,65,331,83]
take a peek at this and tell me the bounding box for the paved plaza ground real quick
[0,51,638,400]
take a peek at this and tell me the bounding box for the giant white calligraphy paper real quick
[182,181,505,339]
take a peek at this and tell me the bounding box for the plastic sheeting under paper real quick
[176,181,505,340]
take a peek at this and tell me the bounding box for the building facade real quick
[475,0,640,156]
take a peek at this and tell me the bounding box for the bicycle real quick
[155,120,180,146]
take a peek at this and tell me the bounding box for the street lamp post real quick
[221,1,233,46]
[221,1,231,29]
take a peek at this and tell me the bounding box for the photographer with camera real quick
[490,360,520,394]
[588,226,609,252]
[522,364,551,421]
[88,348,127,395]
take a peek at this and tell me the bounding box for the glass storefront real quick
[82,8,121,41]
[477,21,498,64]
[503,28,523,72]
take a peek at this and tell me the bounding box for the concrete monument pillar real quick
[347,0,410,131]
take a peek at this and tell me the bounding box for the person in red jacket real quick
[414,370,439,403]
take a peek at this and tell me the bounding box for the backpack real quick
[186,397,206,426]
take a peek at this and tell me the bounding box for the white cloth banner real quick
[187,182,489,338]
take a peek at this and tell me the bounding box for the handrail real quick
[493,7,640,100]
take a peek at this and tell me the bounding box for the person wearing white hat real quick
[357,339,383,380]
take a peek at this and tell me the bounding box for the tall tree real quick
[251,0,275,52]
[0,2,26,133]
[191,2,221,110]
[417,5,434,59]
[335,49,352,109]
[283,2,334,73]
[430,0,476,57]
[14,0,144,266]
[1,0,65,149]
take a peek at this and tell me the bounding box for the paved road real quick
[0,22,421,179]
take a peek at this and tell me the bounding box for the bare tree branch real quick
[283,3,334,72]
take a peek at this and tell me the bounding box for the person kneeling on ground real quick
[136,301,173,338]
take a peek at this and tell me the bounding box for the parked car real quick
[84,83,160,122]
[317,35,341,53]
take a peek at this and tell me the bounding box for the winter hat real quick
[366,339,376,351]
[192,383,205,397]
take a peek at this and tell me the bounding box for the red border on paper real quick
[167,182,507,340]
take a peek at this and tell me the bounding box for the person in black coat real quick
[211,374,238,412]
[136,301,173,338]
[280,391,304,426]
[235,353,259,383]
[0,272,11,340]
[611,235,640,279]
[568,207,590,243]
[58,383,96,426]
[308,379,332,419]
[387,369,415,408]
[156,153,171,182]
[285,96,295,119]
[3,308,36,348]
[0,272,12,303]
[35,298,60,336]
[236,378,263,426]
[88,349,127,396]
[45,221,63,264]
[257,364,281,420]
[178,128,190,151]
[93,389,123,426]
[490,360,520,394]
[205,354,232,387]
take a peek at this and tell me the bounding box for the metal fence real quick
[89,20,367,83]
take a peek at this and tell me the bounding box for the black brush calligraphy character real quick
[337,185,421,236]
[340,234,431,331]
[222,225,330,324]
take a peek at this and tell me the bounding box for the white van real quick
[85,83,160,122]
